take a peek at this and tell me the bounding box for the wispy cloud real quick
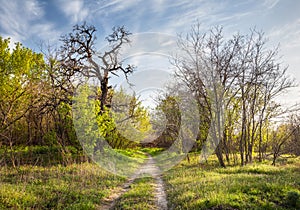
[0,0,60,46]
[92,0,141,15]
[24,0,45,18]
[90,0,222,34]
[268,19,300,49]
[262,0,280,10]
[0,1,28,40]
[56,0,89,24]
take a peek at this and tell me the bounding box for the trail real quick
[138,155,168,210]
[100,155,168,210]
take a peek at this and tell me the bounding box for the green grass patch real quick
[163,155,300,209]
[114,177,157,210]
[0,163,126,209]
[140,147,164,156]
[115,148,148,159]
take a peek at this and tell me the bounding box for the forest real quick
[0,22,299,209]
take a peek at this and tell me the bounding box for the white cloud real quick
[262,0,280,10]
[25,0,45,19]
[0,0,59,46]
[93,0,141,15]
[148,1,227,34]
[56,0,90,23]
[31,23,61,43]
[268,19,300,49]
[266,19,300,102]
[0,1,25,40]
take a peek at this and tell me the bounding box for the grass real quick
[140,147,164,156]
[0,146,158,209]
[114,177,157,210]
[1,146,299,209]
[0,162,126,209]
[163,154,300,210]
[115,148,148,159]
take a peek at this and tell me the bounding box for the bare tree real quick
[60,22,134,112]
[234,30,294,164]
[172,24,240,167]
[172,23,294,167]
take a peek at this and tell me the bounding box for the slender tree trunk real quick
[272,151,278,166]
[240,90,246,166]
[215,144,226,167]
[258,121,263,162]
[223,128,230,164]
[248,143,253,162]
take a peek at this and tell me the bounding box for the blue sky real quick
[1,0,300,105]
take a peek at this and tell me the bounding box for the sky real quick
[1,0,300,107]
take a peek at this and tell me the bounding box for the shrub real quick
[285,191,300,208]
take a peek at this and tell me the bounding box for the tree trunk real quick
[100,76,109,112]
[258,122,263,162]
[215,144,226,167]
[223,129,230,164]
[240,82,246,166]
[272,152,277,166]
[240,104,246,166]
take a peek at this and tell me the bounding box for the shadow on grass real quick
[0,145,87,167]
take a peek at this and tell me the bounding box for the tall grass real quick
[0,145,130,209]
[0,162,126,209]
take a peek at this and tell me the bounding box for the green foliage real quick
[43,130,58,146]
[151,95,181,148]
[140,147,164,156]
[56,102,78,146]
[0,145,85,166]
[0,37,45,136]
[73,85,152,150]
[115,148,148,159]
[111,88,153,144]
[285,191,300,208]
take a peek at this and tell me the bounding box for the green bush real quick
[285,191,300,208]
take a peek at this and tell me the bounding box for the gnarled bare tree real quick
[60,22,134,112]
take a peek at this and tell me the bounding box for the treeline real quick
[0,24,152,166]
[0,38,73,148]
[1,22,299,168]
[168,24,300,166]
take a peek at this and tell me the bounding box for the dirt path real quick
[100,155,168,210]
[137,155,168,209]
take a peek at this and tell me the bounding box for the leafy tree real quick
[0,37,45,166]
[112,88,153,144]
[0,37,44,140]
[270,124,294,165]
[150,95,181,148]
[73,84,152,153]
